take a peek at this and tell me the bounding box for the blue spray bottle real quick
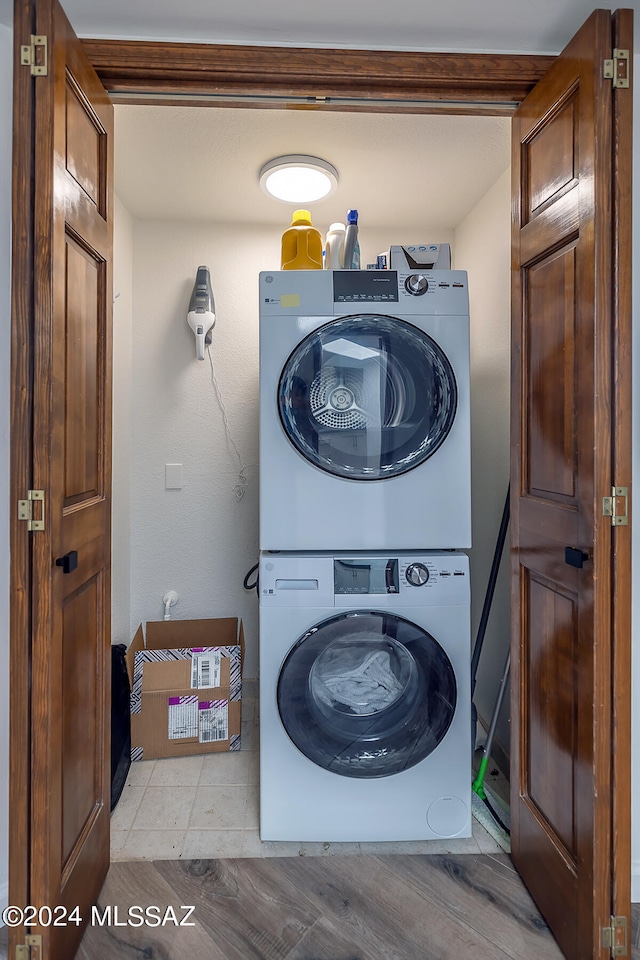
[343,209,361,270]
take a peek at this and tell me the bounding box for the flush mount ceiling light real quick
[259,155,339,203]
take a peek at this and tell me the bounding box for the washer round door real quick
[278,315,458,480]
[277,611,457,778]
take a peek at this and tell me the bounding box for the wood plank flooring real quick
[74,854,568,960]
[0,857,638,957]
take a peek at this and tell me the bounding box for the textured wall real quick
[112,197,134,645]
[454,169,511,760]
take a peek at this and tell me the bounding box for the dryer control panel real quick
[259,270,469,319]
[332,270,468,316]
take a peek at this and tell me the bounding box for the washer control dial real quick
[405,562,429,586]
[405,274,429,296]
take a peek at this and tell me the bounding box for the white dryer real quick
[259,269,471,551]
[259,550,471,842]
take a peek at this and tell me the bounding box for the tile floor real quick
[112,684,507,862]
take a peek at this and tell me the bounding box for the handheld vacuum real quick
[187,266,216,360]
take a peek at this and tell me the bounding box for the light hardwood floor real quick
[74,854,638,960]
[1,857,639,959]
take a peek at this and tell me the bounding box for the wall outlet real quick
[165,463,183,489]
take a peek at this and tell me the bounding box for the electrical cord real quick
[207,344,248,501]
[243,562,259,595]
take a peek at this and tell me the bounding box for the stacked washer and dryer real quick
[258,265,472,842]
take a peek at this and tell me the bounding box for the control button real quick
[404,274,428,296]
[405,562,429,586]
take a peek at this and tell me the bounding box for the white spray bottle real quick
[187,266,216,360]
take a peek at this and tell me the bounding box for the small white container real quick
[324,222,346,269]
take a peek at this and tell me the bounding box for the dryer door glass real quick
[277,611,457,778]
[278,315,457,479]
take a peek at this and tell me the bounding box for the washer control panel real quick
[259,552,469,608]
[405,561,429,586]
[397,555,467,592]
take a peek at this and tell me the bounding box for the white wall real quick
[0,20,11,918]
[122,221,454,678]
[112,196,134,644]
[454,169,511,758]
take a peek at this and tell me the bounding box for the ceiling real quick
[0,0,615,54]
[114,105,511,229]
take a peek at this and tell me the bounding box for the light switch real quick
[165,463,183,489]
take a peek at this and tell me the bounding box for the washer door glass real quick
[277,611,457,778]
[278,315,457,479]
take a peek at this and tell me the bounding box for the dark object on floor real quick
[111,642,131,811]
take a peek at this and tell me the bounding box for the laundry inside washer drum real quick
[277,612,458,779]
[278,315,458,480]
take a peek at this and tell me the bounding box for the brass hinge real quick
[20,35,47,76]
[604,49,630,88]
[601,915,627,956]
[602,486,628,526]
[17,490,45,532]
[15,934,43,960]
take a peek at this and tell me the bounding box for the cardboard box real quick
[126,618,244,761]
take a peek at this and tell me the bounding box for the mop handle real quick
[472,647,511,799]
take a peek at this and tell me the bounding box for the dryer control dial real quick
[405,562,429,586]
[405,274,429,296]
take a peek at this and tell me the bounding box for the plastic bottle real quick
[324,222,346,269]
[343,209,361,270]
[280,209,323,270]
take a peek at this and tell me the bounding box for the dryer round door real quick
[278,314,458,480]
[277,611,457,778]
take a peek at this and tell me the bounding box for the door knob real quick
[565,547,589,568]
[55,550,78,574]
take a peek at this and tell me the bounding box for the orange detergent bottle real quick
[280,209,323,270]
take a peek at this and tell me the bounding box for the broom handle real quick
[471,484,510,697]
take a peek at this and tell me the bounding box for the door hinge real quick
[15,934,43,960]
[602,486,628,526]
[18,490,45,532]
[20,35,47,76]
[603,49,630,88]
[601,915,627,956]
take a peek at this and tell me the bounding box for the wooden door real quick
[10,0,113,956]
[510,9,632,960]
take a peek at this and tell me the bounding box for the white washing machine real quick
[259,550,471,842]
[259,269,471,551]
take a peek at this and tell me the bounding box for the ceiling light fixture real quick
[259,155,339,203]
